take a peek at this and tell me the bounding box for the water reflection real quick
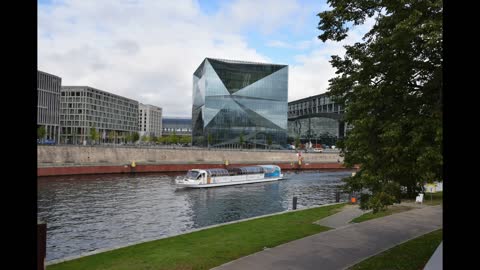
[38,170,352,261]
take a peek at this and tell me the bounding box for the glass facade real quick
[162,117,192,135]
[192,58,288,148]
[287,92,348,145]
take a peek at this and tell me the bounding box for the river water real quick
[38,170,352,262]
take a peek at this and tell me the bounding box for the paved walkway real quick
[212,205,442,270]
[314,205,369,228]
[423,241,442,270]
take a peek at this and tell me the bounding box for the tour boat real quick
[175,165,283,188]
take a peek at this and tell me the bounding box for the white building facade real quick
[139,103,163,137]
[37,70,62,142]
[60,86,139,144]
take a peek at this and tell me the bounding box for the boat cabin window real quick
[186,171,200,179]
[205,168,229,177]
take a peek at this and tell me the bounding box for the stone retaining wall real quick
[38,146,342,165]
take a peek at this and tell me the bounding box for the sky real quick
[38,0,374,117]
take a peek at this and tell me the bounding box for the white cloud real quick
[288,16,377,101]
[38,0,274,117]
[266,39,315,50]
[38,0,376,117]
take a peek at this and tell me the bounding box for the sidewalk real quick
[314,204,369,228]
[212,205,442,270]
[423,241,442,270]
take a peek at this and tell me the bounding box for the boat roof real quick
[188,165,280,175]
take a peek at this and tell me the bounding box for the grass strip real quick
[348,229,442,270]
[48,203,344,270]
[422,191,443,206]
[352,191,443,223]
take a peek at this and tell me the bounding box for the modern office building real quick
[162,117,192,136]
[37,70,62,142]
[139,103,163,138]
[192,58,288,148]
[287,92,347,145]
[59,86,139,144]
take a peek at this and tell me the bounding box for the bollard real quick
[37,222,46,270]
[131,160,136,174]
[293,196,298,210]
[335,190,340,203]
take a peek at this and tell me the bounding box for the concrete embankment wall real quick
[38,146,349,176]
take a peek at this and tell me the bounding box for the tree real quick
[207,133,213,149]
[151,135,157,144]
[37,126,46,140]
[157,136,167,144]
[125,133,132,144]
[171,131,179,145]
[132,132,140,143]
[180,136,191,145]
[267,135,273,150]
[141,135,150,143]
[318,0,442,212]
[239,131,244,149]
[294,135,300,149]
[108,131,115,143]
[89,125,99,144]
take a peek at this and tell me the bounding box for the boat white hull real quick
[176,175,283,188]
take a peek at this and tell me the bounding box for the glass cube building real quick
[192,58,288,149]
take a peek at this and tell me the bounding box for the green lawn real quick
[348,229,442,270]
[48,203,344,270]
[352,191,443,223]
[351,205,414,223]
[422,191,443,205]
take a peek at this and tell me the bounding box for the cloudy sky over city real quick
[38,0,374,117]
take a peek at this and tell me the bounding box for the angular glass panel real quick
[192,58,288,148]
[208,58,285,94]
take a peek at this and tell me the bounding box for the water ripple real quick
[38,170,352,261]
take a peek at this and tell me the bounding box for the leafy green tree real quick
[125,133,132,143]
[239,131,244,149]
[108,131,115,143]
[156,136,164,144]
[173,131,179,144]
[180,136,191,145]
[164,135,172,144]
[294,135,300,149]
[267,135,273,150]
[318,0,442,212]
[207,133,213,149]
[37,126,46,140]
[141,135,150,142]
[89,125,99,144]
[132,132,140,143]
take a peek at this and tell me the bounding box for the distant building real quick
[139,103,162,138]
[288,92,347,145]
[37,70,61,142]
[192,58,288,149]
[162,117,192,136]
[60,86,139,144]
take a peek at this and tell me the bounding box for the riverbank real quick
[38,145,354,176]
[212,205,442,270]
[47,203,345,270]
[38,145,344,165]
[38,161,352,176]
